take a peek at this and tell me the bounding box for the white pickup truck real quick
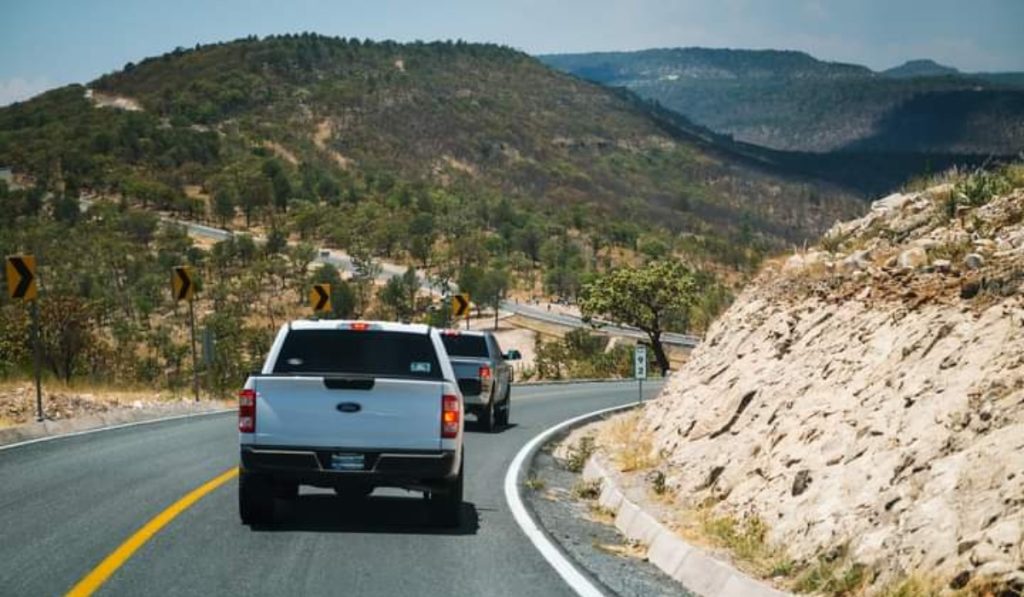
[238,320,464,526]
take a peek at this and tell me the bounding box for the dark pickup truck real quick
[440,329,520,432]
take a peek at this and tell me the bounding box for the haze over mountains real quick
[540,48,1024,155]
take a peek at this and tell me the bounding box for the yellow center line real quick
[67,466,239,597]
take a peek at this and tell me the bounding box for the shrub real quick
[572,479,602,500]
[564,436,596,473]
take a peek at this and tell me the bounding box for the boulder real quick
[964,253,985,270]
[783,254,806,273]
[973,239,997,254]
[898,247,929,269]
[840,250,871,272]
[872,193,913,212]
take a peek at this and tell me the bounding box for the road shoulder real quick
[0,402,232,450]
[515,405,788,597]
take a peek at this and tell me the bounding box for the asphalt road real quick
[0,380,661,596]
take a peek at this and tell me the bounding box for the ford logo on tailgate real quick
[336,402,361,413]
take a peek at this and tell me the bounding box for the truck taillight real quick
[441,394,460,439]
[239,389,257,433]
[479,365,492,381]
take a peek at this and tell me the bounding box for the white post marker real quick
[634,345,647,403]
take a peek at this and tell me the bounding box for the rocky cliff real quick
[642,168,1024,592]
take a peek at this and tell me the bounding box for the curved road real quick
[76,202,698,348]
[0,381,661,596]
[172,218,699,348]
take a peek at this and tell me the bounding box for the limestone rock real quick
[638,182,1024,593]
[898,247,929,269]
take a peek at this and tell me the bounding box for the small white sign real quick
[634,345,647,379]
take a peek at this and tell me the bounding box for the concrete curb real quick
[0,404,233,451]
[582,454,790,597]
[508,401,642,597]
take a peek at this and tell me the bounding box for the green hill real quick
[0,34,868,271]
[540,48,1024,155]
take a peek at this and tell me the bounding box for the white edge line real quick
[0,408,234,452]
[504,402,639,597]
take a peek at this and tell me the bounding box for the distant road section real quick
[80,198,699,348]
[180,219,699,347]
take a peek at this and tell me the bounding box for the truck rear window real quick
[441,334,488,358]
[273,330,442,380]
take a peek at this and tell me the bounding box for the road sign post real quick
[7,255,42,421]
[30,300,42,421]
[172,266,199,402]
[634,344,647,404]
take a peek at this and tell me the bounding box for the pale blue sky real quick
[3,0,1023,105]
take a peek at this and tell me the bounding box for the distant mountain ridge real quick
[540,48,1024,154]
[882,59,960,78]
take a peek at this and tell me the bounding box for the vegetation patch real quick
[563,435,597,473]
[600,411,657,472]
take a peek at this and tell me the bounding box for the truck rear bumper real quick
[240,445,459,489]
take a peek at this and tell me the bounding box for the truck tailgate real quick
[252,376,443,451]
[450,358,486,380]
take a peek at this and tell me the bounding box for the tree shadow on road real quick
[250,494,479,536]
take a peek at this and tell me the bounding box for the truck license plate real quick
[330,453,365,471]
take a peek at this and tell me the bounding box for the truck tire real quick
[239,472,274,525]
[481,397,496,433]
[432,460,464,527]
[496,388,511,427]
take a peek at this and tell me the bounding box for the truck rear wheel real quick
[496,388,511,427]
[480,398,496,432]
[239,472,274,525]
[431,460,464,527]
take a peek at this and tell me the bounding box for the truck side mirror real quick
[505,349,522,361]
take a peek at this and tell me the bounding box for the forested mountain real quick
[0,35,875,391]
[0,35,866,268]
[540,48,1024,154]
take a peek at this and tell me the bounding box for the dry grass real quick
[593,539,648,560]
[599,411,657,472]
[877,574,944,597]
[586,503,617,525]
[791,553,869,595]
[524,476,545,491]
[572,479,602,500]
[875,572,1022,597]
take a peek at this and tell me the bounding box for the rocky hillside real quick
[541,48,1024,155]
[640,165,1024,592]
